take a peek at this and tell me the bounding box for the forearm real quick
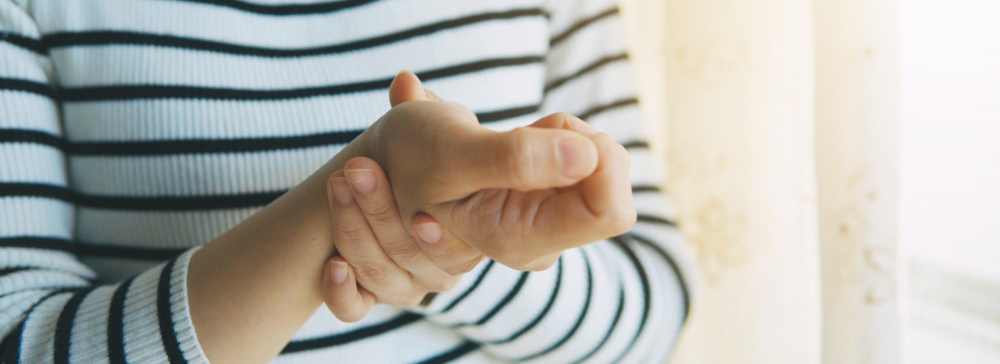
[186,134,370,363]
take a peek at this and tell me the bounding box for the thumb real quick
[455,126,599,191]
[389,70,434,106]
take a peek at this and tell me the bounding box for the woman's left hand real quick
[321,156,483,322]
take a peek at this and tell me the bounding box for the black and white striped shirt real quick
[0,0,699,362]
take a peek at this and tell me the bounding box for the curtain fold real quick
[815,0,903,363]
[620,0,902,363]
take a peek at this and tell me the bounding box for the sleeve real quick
[411,1,701,363]
[0,3,208,363]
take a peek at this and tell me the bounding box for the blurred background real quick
[616,0,1000,363]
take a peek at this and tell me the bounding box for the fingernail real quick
[331,260,348,285]
[558,136,595,179]
[331,177,354,206]
[414,223,442,244]
[345,169,376,195]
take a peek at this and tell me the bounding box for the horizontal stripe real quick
[0,236,74,252]
[629,233,690,321]
[0,267,94,283]
[621,140,650,150]
[515,250,594,362]
[451,271,529,328]
[176,0,379,15]
[1,183,72,202]
[3,103,531,157]
[0,127,359,156]
[76,190,283,210]
[70,129,362,156]
[2,33,46,54]
[545,53,628,93]
[572,285,625,364]
[0,129,65,149]
[415,341,480,364]
[60,56,543,102]
[632,185,661,194]
[0,267,37,280]
[44,8,543,58]
[439,260,496,314]
[608,234,652,363]
[4,170,667,215]
[0,78,56,99]
[280,313,423,353]
[483,257,562,345]
[476,104,540,123]
[636,214,678,227]
[473,271,530,325]
[0,236,186,261]
[76,244,187,261]
[578,97,639,121]
[1,182,284,210]
[550,7,619,46]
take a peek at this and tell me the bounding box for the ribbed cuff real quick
[167,246,209,364]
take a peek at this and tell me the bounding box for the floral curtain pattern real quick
[619,0,902,363]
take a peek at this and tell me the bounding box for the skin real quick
[321,86,638,319]
[187,71,635,363]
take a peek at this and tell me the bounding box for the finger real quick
[452,125,599,191]
[412,214,485,276]
[389,70,430,106]
[529,112,598,136]
[327,170,423,306]
[528,133,637,254]
[322,256,378,322]
[343,157,456,291]
[423,89,444,102]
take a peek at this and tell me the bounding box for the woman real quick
[0,0,697,363]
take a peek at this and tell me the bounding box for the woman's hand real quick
[320,157,483,322]
[359,71,636,272]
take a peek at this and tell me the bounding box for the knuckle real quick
[551,112,573,125]
[458,254,485,274]
[444,255,482,276]
[452,102,478,121]
[334,223,369,243]
[443,266,465,276]
[615,144,632,168]
[428,276,459,292]
[604,205,638,236]
[424,235,469,260]
[353,261,389,283]
[363,202,399,225]
[383,238,423,261]
[500,253,534,272]
[503,131,534,182]
[594,132,615,145]
[388,291,426,308]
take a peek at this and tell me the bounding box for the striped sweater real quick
[0,0,699,363]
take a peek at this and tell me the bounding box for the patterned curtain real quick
[619,0,903,363]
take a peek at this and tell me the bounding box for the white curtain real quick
[619,0,903,363]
